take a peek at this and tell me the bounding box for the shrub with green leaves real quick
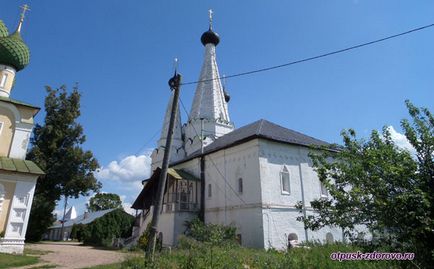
[70,209,134,247]
[184,218,237,246]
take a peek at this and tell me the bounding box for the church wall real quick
[258,139,344,249]
[0,172,38,254]
[158,211,197,246]
[16,106,36,124]
[0,180,16,233]
[202,139,264,248]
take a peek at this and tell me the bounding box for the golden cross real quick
[208,9,213,29]
[20,4,31,20]
[173,58,179,73]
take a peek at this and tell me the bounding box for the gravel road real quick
[20,242,130,269]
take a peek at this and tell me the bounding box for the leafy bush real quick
[71,209,134,247]
[184,218,237,246]
[71,223,89,242]
[138,223,162,252]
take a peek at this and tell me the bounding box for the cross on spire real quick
[208,9,213,29]
[17,4,30,33]
[173,58,179,75]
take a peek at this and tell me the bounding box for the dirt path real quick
[16,242,130,269]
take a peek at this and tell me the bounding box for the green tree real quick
[26,85,101,241]
[297,101,433,266]
[87,193,122,212]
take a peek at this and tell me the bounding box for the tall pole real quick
[60,196,68,241]
[147,72,181,258]
[199,118,205,221]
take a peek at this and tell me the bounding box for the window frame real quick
[280,166,291,195]
[320,181,328,197]
[0,73,7,88]
[207,183,212,198]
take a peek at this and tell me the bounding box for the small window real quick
[0,122,3,135]
[280,166,290,194]
[326,232,334,244]
[208,183,212,198]
[288,233,298,248]
[0,74,7,88]
[238,178,243,193]
[320,182,328,197]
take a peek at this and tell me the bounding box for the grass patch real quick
[27,265,57,269]
[23,247,52,256]
[82,263,121,269]
[0,252,39,269]
[117,243,407,269]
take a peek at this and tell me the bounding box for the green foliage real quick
[138,223,162,252]
[70,223,90,242]
[297,101,433,267]
[79,209,134,247]
[0,253,39,269]
[87,193,123,212]
[184,218,237,246]
[119,244,402,269]
[26,85,101,241]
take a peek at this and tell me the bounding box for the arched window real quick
[288,233,298,248]
[288,233,298,241]
[0,74,7,88]
[208,184,212,198]
[280,166,290,194]
[238,178,243,193]
[320,182,328,197]
[326,232,334,244]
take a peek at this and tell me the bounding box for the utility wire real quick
[134,128,161,155]
[181,23,434,85]
[179,97,248,206]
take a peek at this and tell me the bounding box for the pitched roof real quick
[0,157,44,175]
[0,95,40,110]
[174,119,330,164]
[50,208,116,229]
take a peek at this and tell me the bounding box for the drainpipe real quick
[298,162,309,241]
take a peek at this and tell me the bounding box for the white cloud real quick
[95,154,152,184]
[122,202,135,215]
[387,126,416,154]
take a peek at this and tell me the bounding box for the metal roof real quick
[50,208,116,229]
[0,157,44,175]
[174,119,330,165]
[0,95,40,110]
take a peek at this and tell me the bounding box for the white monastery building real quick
[132,15,343,249]
[0,9,44,254]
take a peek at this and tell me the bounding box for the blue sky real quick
[1,1,433,216]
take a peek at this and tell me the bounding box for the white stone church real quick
[132,18,343,250]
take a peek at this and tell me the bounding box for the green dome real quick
[0,20,8,37]
[0,31,30,71]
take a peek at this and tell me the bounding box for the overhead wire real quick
[181,23,434,86]
[179,97,248,206]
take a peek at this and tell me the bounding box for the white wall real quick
[200,139,264,248]
[258,139,343,249]
[0,172,38,254]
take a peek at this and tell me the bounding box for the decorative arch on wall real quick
[0,101,20,124]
